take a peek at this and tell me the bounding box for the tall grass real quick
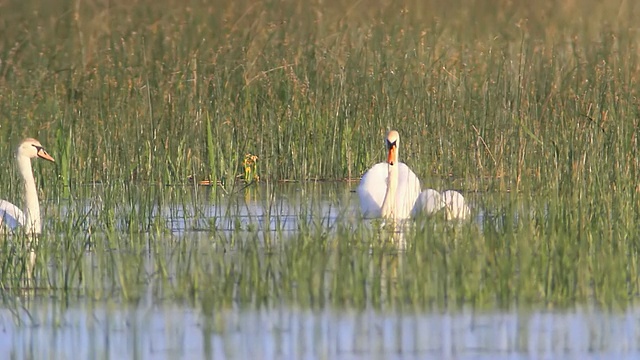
[0,0,637,188]
[3,190,638,311]
[0,0,639,309]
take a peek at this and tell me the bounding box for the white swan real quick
[412,189,471,220]
[357,130,471,221]
[0,138,55,235]
[357,130,422,220]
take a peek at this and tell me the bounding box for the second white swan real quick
[0,138,55,235]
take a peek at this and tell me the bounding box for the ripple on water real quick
[0,302,638,359]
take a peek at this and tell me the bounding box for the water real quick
[2,300,639,359]
[2,183,636,359]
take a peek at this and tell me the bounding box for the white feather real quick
[0,199,26,230]
[411,188,444,217]
[442,190,471,220]
[357,162,422,219]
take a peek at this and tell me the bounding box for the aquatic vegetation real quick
[242,153,260,183]
[0,0,636,317]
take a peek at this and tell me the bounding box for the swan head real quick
[17,138,55,162]
[386,130,399,165]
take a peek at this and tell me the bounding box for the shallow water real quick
[3,183,636,359]
[162,183,360,233]
[2,300,639,359]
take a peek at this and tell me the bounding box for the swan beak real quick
[37,148,55,162]
[387,143,396,165]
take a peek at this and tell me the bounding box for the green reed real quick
[5,194,637,311]
[0,0,639,311]
[0,182,636,312]
[0,0,636,189]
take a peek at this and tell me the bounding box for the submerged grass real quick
[0,184,638,313]
[0,0,639,311]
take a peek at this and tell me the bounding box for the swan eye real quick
[31,145,55,162]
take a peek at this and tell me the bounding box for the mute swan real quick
[0,138,55,235]
[357,130,422,220]
[412,188,471,220]
[357,130,471,221]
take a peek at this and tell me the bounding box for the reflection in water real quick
[0,302,638,359]
[154,184,359,234]
[58,183,480,239]
[13,184,636,359]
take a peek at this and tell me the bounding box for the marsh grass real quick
[0,0,634,188]
[4,193,638,313]
[0,0,640,311]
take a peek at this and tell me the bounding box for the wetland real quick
[1,0,640,358]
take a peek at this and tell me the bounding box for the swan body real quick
[0,200,25,229]
[0,138,55,235]
[358,162,422,219]
[442,190,471,220]
[357,130,471,221]
[357,130,421,220]
[411,188,443,216]
[412,189,471,220]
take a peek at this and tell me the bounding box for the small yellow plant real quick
[242,153,259,182]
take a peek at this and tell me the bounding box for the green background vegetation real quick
[0,0,639,310]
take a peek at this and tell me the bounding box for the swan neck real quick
[17,153,41,234]
[381,163,399,219]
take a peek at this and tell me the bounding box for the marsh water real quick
[4,301,640,359]
[1,183,638,359]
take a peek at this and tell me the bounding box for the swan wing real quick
[357,162,421,219]
[395,163,422,219]
[357,162,388,218]
[0,200,25,230]
[411,188,445,217]
[442,190,470,220]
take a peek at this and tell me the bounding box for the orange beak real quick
[387,144,396,165]
[37,148,55,162]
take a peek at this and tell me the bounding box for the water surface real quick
[3,299,639,360]
[2,183,635,359]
